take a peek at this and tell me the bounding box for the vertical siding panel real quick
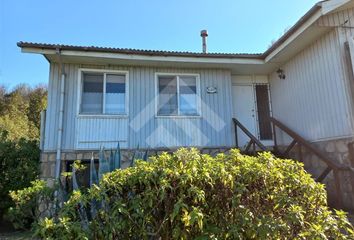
[325,31,341,136]
[142,67,146,147]
[205,69,213,146]
[50,63,59,150]
[131,67,136,148]
[137,67,142,147]
[328,30,344,136]
[44,64,55,150]
[220,70,227,146]
[210,70,217,146]
[307,40,324,136]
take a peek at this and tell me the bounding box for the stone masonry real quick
[284,137,354,210]
[40,147,232,180]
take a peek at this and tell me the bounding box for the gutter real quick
[55,47,65,179]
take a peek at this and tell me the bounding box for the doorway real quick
[232,84,272,148]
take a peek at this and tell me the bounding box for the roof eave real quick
[20,47,266,66]
[17,42,263,60]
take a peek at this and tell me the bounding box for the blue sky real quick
[0,0,318,89]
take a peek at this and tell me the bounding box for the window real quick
[157,74,199,116]
[105,74,126,114]
[80,71,127,115]
[81,74,103,114]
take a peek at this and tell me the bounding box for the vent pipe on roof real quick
[200,30,208,53]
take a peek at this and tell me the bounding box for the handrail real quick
[270,117,347,170]
[270,117,354,209]
[232,118,267,153]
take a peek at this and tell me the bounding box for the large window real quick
[80,71,127,115]
[157,74,199,116]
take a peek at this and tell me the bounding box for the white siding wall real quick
[44,64,234,151]
[270,28,354,144]
[76,117,128,149]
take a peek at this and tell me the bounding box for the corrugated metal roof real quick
[17,42,263,59]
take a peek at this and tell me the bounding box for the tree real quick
[0,83,47,223]
[0,84,47,141]
[28,85,47,130]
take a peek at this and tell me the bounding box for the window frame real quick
[77,68,129,117]
[155,72,201,118]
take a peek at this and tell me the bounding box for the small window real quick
[80,71,127,115]
[81,73,103,114]
[157,74,199,116]
[179,76,197,115]
[158,76,178,115]
[105,74,126,114]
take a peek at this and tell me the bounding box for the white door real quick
[232,85,257,148]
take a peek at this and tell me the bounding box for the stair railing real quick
[233,118,267,155]
[270,117,354,209]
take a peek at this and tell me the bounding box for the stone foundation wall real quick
[282,137,354,210]
[40,147,232,180]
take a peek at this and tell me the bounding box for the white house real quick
[18,0,354,210]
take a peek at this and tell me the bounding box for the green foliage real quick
[0,84,46,225]
[0,132,40,220]
[27,86,48,130]
[36,148,354,239]
[6,180,55,230]
[0,84,47,141]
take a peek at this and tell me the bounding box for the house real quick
[18,0,354,210]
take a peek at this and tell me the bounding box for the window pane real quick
[105,74,126,114]
[158,76,178,115]
[179,76,197,115]
[81,73,103,114]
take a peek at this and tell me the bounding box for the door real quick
[232,85,257,148]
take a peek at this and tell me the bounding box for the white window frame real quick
[155,72,201,118]
[77,68,129,117]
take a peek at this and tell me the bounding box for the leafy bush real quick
[0,84,46,227]
[36,148,354,239]
[7,180,55,230]
[0,131,40,221]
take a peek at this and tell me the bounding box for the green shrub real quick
[0,131,40,222]
[36,148,354,239]
[7,179,55,230]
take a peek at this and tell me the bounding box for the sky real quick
[0,0,319,89]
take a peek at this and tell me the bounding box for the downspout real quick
[55,47,65,179]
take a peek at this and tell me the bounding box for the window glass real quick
[105,74,126,114]
[158,76,178,115]
[179,76,197,115]
[81,73,103,114]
